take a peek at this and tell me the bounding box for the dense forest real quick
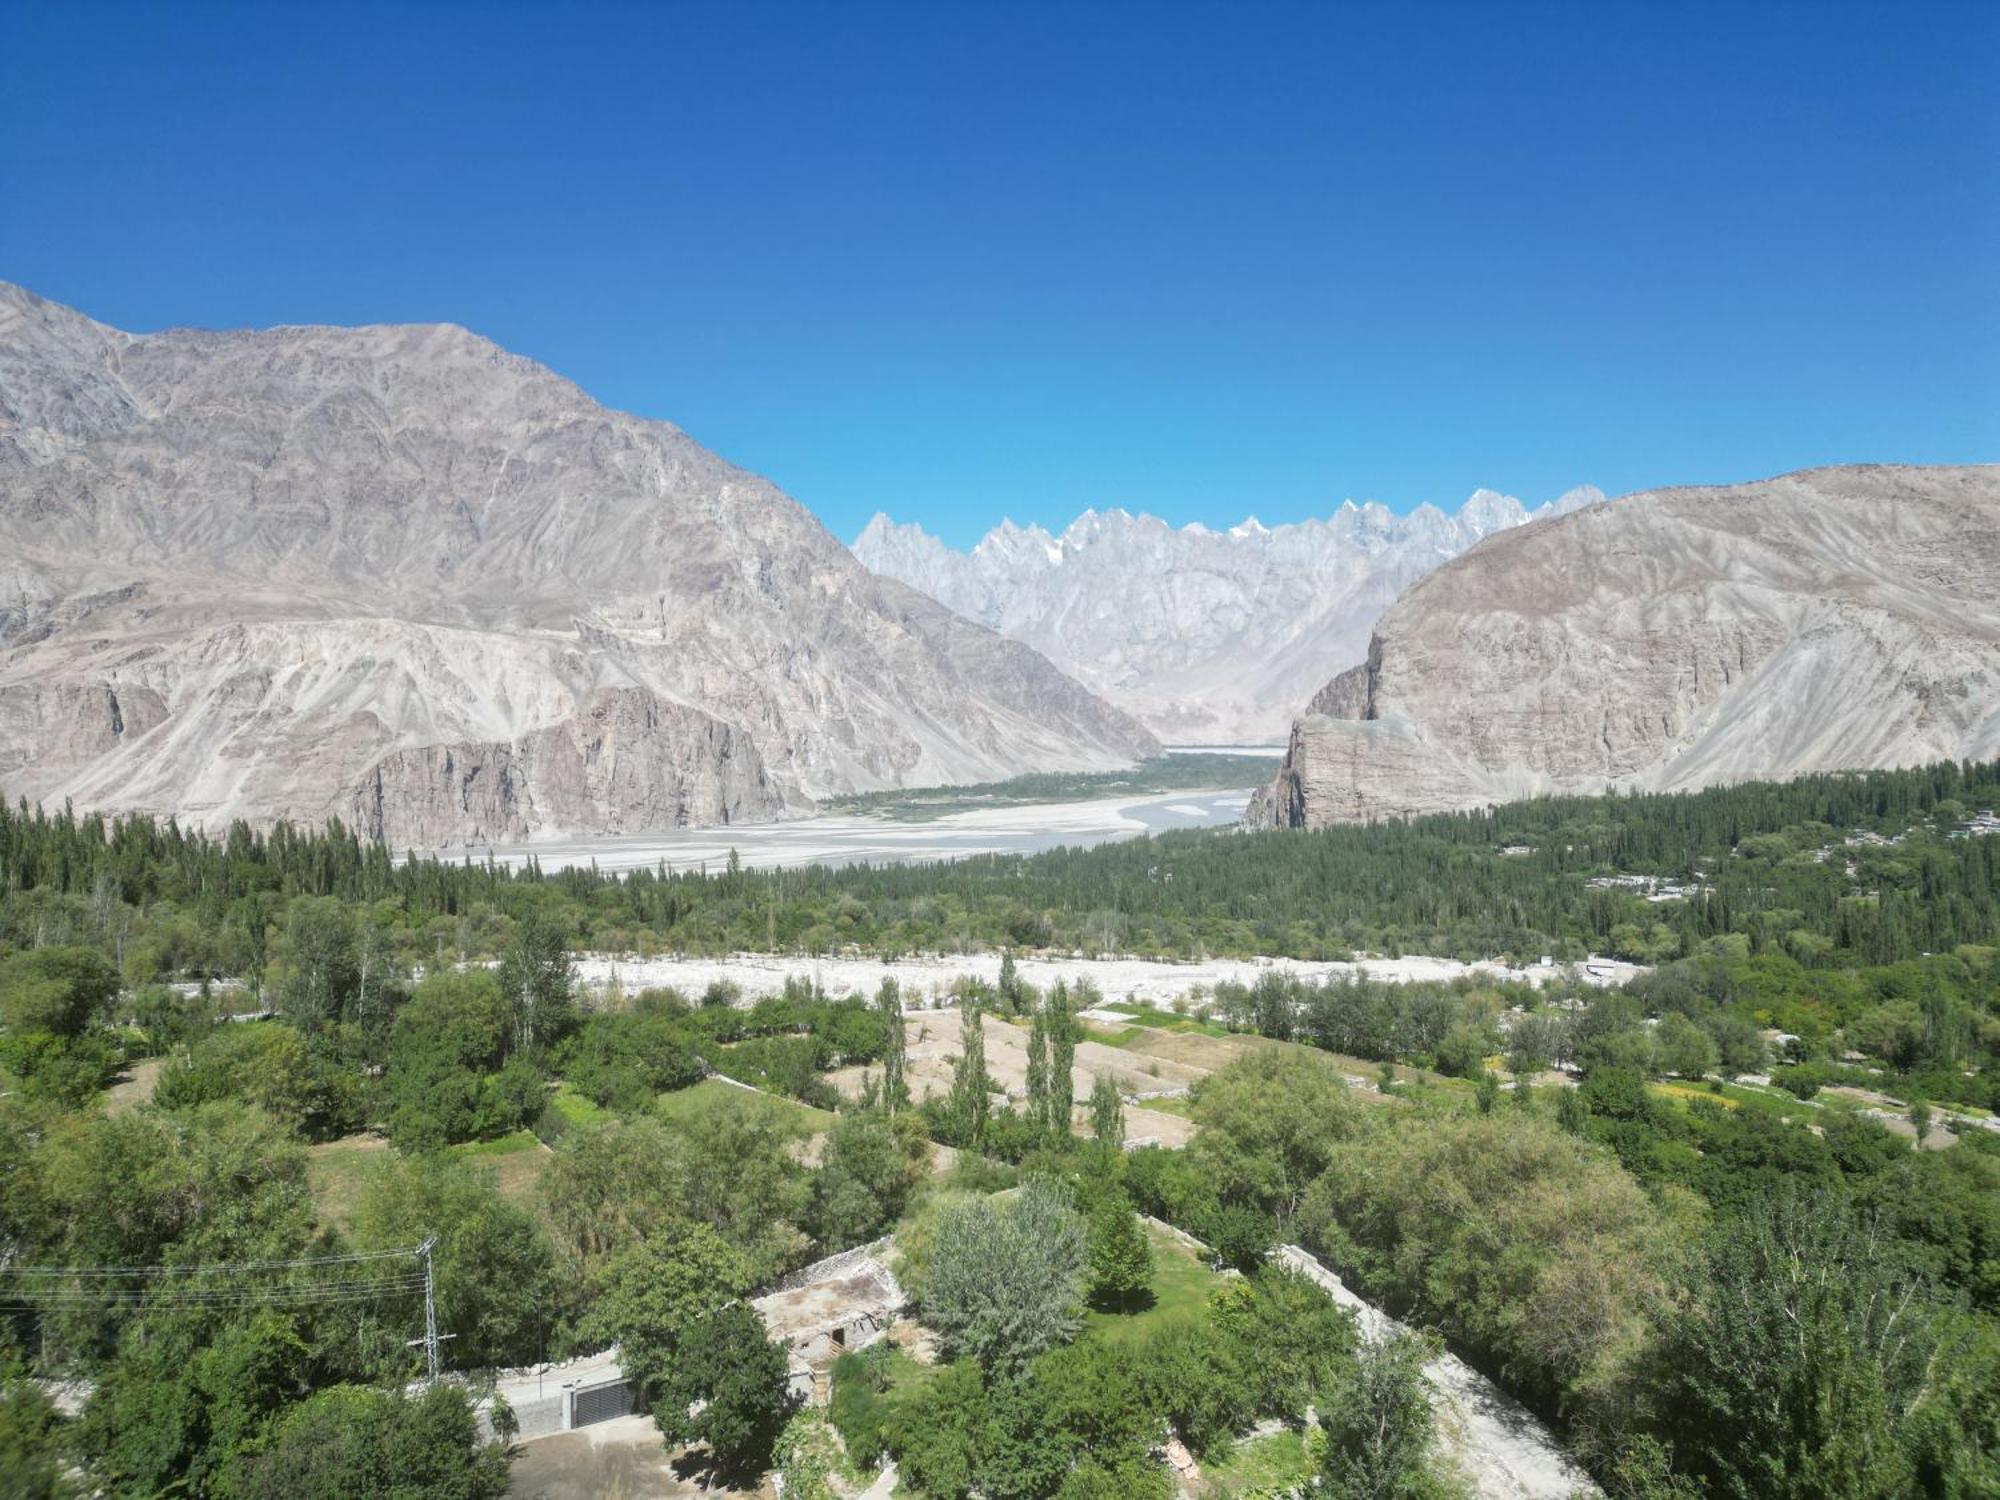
[5,759,1996,970]
[0,761,1995,1496]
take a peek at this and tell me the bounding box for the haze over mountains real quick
[853,488,1603,743]
[1251,464,2000,827]
[0,283,1156,844]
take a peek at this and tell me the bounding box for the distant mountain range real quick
[853,487,1603,743]
[1249,464,2000,827]
[0,283,1156,844]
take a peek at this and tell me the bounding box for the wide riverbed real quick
[475,786,1255,874]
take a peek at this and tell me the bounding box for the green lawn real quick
[1084,1222,1226,1345]
[305,1133,393,1236]
[1098,1002,1232,1036]
[1650,1078,1819,1123]
[449,1127,542,1158]
[443,1128,550,1209]
[1202,1428,1312,1496]
[545,1084,614,1130]
[656,1076,837,1138]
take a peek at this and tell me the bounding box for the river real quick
[471,786,1255,874]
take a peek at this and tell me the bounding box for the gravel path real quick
[1273,1246,1599,1499]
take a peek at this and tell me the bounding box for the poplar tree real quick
[1088,1072,1125,1149]
[948,1000,991,1146]
[876,976,907,1114]
[998,950,1024,1015]
[1026,1000,1052,1136]
[1049,981,1076,1138]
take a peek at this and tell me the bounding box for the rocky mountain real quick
[1250,464,2000,827]
[0,283,1157,844]
[853,486,1602,743]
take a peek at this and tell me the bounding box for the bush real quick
[0,946,120,1037]
[828,1347,899,1471]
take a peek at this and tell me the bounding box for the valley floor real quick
[472,788,1255,874]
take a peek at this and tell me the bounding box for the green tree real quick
[998,951,1024,1014]
[1655,1013,1718,1080]
[1189,1050,1361,1222]
[1086,1197,1153,1311]
[1314,1332,1445,1500]
[497,909,574,1056]
[919,1180,1086,1371]
[1137,1316,1251,1458]
[774,1410,841,1500]
[273,898,359,1030]
[579,1224,755,1391]
[1026,999,1053,1136]
[1556,1083,1589,1136]
[353,1155,561,1369]
[1048,983,1077,1136]
[0,945,119,1036]
[0,1355,70,1500]
[77,1312,307,1499]
[536,1117,688,1273]
[154,1022,360,1141]
[647,1303,792,1480]
[1088,1072,1125,1149]
[877,977,908,1113]
[217,1383,510,1500]
[1656,1189,1959,1499]
[1209,1269,1361,1425]
[890,1358,987,1499]
[945,1001,992,1147]
[1032,1337,1164,1474]
[810,1111,931,1251]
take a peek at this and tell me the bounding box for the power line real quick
[0,1247,419,1278]
[0,1242,450,1376]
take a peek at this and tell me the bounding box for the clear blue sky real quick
[4,1,1995,547]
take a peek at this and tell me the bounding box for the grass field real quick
[1202,1428,1312,1496]
[305,1132,392,1235]
[546,1084,615,1130]
[446,1127,550,1208]
[1096,1002,1232,1036]
[1084,1222,1226,1346]
[657,1077,837,1137]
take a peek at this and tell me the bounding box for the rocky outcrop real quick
[0,282,1157,842]
[1253,465,2000,826]
[349,689,775,845]
[853,487,1603,743]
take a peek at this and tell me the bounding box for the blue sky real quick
[3,1,1994,548]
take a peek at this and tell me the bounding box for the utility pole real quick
[405,1236,454,1382]
[421,1236,439,1380]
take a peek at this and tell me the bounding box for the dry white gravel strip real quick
[1274,1246,1600,1499]
[571,949,1644,1004]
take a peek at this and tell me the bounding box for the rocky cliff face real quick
[1250,465,2000,827]
[852,488,1601,743]
[0,283,1156,843]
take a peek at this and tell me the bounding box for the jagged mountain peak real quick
[852,484,1600,742]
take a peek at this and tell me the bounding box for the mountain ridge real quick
[852,485,1604,742]
[1248,462,2000,826]
[0,282,1158,843]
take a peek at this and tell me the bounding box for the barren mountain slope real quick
[0,283,1156,843]
[1251,465,2000,826]
[853,487,1602,743]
